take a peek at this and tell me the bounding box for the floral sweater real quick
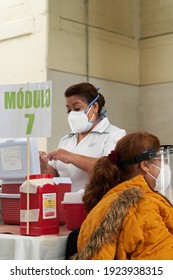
[73,175,173,260]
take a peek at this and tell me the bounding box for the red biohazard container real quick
[0,181,22,225]
[62,191,86,230]
[63,203,86,230]
[53,177,71,226]
[20,174,59,236]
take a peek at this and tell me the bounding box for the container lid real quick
[1,179,23,184]
[62,189,84,204]
[28,174,53,180]
[53,177,72,184]
[20,177,54,193]
[0,193,20,198]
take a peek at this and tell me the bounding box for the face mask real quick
[155,164,171,192]
[147,163,171,192]
[68,95,99,133]
[68,107,94,133]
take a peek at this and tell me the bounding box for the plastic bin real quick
[63,203,86,230]
[20,174,59,236]
[53,177,71,225]
[0,181,22,225]
[62,191,86,230]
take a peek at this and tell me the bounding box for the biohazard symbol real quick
[47,199,53,208]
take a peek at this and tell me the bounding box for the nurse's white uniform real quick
[49,117,126,192]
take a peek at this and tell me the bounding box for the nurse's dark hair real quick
[83,131,160,214]
[64,82,105,116]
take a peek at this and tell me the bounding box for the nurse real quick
[39,82,126,191]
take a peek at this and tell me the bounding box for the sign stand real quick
[0,81,52,235]
[26,137,30,235]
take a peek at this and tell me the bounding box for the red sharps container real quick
[20,174,59,236]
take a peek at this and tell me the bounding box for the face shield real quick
[119,145,173,203]
[144,145,173,202]
[158,145,173,202]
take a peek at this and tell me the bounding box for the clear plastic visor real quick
[151,146,173,202]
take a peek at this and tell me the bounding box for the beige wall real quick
[47,0,140,151]
[0,0,140,152]
[139,0,173,144]
[139,83,173,144]
[140,0,173,84]
[139,35,173,84]
[48,0,139,85]
[1,0,173,150]
[140,0,173,39]
[0,0,48,84]
[0,0,49,150]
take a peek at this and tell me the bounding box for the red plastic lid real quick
[27,174,53,180]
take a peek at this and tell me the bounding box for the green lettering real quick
[41,90,45,107]
[4,87,51,110]
[4,91,16,109]
[33,90,40,108]
[25,91,32,108]
[25,114,35,134]
[17,88,24,109]
[45,88,51,107]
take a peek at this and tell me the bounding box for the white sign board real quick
[0,81,52,137]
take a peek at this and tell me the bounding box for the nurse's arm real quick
[48,148,98,173]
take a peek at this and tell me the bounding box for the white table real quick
[0,225,69,260]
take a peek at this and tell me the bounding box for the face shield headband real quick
[119,145,173,168]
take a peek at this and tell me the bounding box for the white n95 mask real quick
[67,95,100,133]
[148,162,171,193]
[154,164,171,192]
[68,109,94,133]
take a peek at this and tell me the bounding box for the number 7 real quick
[25,114,35,134]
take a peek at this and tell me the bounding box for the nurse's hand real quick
[39,151,49,165]
[39,151,59,176]
[47,149,73,164]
